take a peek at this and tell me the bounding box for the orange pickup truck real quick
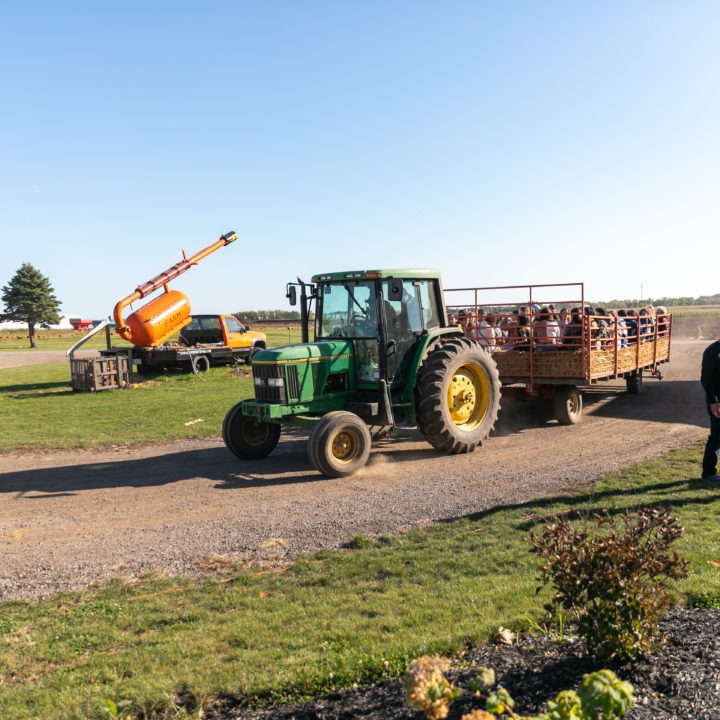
[115,314,267,375]
[179,314,266,359]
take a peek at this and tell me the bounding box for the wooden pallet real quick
[70,355,130,392]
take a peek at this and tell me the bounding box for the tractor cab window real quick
[318,280,380,383]
[318,281,378,339]
[383,279,441,382]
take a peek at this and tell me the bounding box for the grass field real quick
[0,362,255,452]
[0,326,309,452]
[0,444,717,719]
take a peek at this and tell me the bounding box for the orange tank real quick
[124,290,192,347]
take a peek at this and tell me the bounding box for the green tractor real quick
[222,269,501,477]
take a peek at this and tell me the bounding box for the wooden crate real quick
[70,355,130,392]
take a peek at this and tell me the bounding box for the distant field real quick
[668,306,720,318]
[669,304,720,311]
[0,325,307,351]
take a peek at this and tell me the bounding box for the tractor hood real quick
[252,340,353,365]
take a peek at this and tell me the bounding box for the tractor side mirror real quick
[387,280,403,302]
[287,285,297,306]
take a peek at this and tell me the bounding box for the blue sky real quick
[1,1,718,318]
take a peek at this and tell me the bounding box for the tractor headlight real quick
[267,377,284,387]
[254,377,265,386]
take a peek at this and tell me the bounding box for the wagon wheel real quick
[626,370,643,395]
[554,385,583,425]
[307,411,372,477]
[223,400,281,459]
[414,337,501,453]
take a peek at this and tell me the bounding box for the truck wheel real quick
[626,370,643,395]
[245,344,265,365]
[192,355,210,373]
[415,337,501,453]
[223,401,280,459]
[554,385,583,425]
[307,411,372,477]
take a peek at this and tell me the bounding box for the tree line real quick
[233,309,314,321]
[595,293,720,309]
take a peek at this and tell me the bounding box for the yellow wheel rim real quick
[447,362,490,430]
[332,430,358,462]
[241,418,269,446]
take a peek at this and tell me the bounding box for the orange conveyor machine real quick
[113,231,237,347]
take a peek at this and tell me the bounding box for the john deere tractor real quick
[222,269,501,477]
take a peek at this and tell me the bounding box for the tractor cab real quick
[311,270,444,387]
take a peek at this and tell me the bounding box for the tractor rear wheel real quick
[307,411,372,477]
[415,337,501,453]
[223,400,281,459]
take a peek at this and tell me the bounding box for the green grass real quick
[0,326,310,452]
[0,362,254,451]
[0,444,718,719]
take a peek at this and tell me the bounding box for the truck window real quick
[225,316,244,333]
[201,317,222,330]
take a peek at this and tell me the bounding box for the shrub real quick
[403,657,634,719]
[530,507,688,662]
[403,655,461,719]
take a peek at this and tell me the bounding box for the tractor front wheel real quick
[307,411,372,477]
[415,337,501,453]
[223,401,281,459]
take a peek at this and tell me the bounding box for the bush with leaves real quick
[403,657,634,719]
[403,655,462,719]
[530,507,688,662]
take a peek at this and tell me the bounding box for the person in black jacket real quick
[701,339,720,484]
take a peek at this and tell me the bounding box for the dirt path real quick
[0,349,98,369]
[0,341,710,601]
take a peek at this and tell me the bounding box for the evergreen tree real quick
[1,263,62,348]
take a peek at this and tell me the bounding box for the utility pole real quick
[640,283,643,302]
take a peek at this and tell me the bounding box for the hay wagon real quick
[444,282,672,424]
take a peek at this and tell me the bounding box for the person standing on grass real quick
[701,337,720,484]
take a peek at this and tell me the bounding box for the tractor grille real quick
[253,363,286,404]
[286,365,300,401]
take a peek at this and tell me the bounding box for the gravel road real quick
[0,349,97,369]
[0,341,710,602]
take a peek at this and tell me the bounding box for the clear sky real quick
[1,1,718,318]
